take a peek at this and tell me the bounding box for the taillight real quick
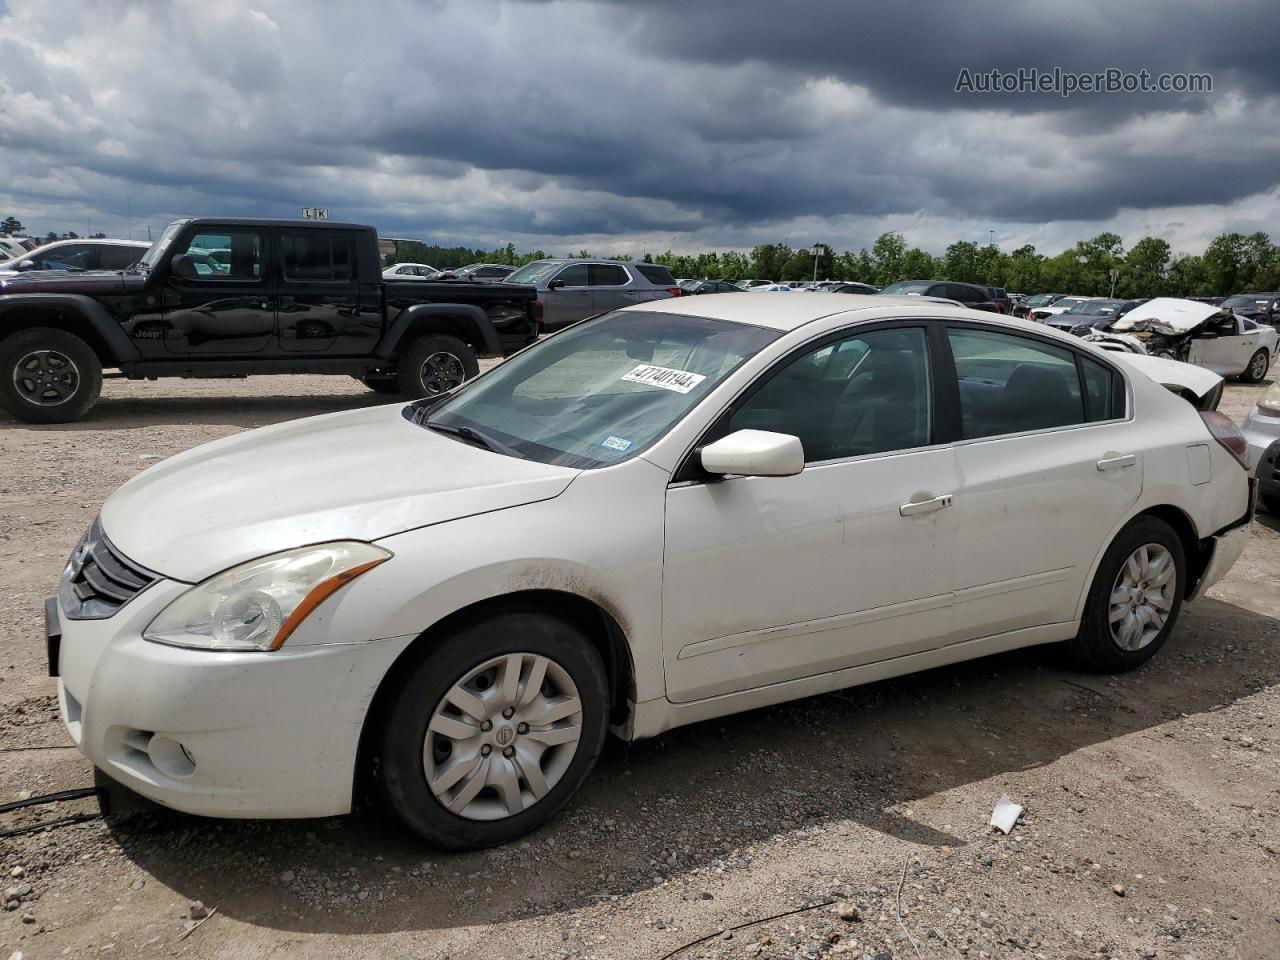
[1200,410,1248,468]
[530,299,544,323]
[667,287,683,297]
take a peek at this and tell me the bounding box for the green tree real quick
[870,232,907,285]
[1,216,24,235]
[1120,236,1171,298]
[749,243,792,281]
[942,241,981,282]
[900,247,940,280]
[1004,245,1043,292]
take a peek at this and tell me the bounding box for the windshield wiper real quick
[424,420,524,459]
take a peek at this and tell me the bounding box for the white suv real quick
[50,295,1253,848]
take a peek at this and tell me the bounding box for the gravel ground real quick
[1,372,1278,960]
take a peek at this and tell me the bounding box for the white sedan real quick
[50,295,1253,848]
[1110,297,1276,382]
[382,262,441,280]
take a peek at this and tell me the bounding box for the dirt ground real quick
[1,372,1277,960]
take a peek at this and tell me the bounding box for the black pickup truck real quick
[0,218,541,423]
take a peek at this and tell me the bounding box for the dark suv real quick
[0,218,541,423]
[879,280,1002,312]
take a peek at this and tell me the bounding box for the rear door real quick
[588,263,635,313]
[942,324,1141,638]
[162,226,275,355]
[275,229,379,354]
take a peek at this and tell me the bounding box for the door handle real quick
[1096,453,1137,470]
[899,494,952,517]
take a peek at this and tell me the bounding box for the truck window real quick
[281,232,354,282]
[179,231,263,280]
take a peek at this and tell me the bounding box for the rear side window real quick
[1080,355,1121,421]
[99,245,143,270]
[589,264,628,286]
[636,264,676,285]
[281,232,353,282]
[947,328,1088,438]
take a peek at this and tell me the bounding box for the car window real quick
[178,230,263,280]
[281,231,353,282]
[36,244,95,270]
[947,328,1088,438]
[553,264,590,286]
[589,264,629,286]
[636,264,677,285]
[1080,355,1121,420]
[729,327,932,463]
[947,284,981,302]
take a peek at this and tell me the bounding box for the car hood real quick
[100,404,580,582]
[1109,297,1227,336]
[0,269,145,295]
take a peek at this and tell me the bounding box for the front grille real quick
[59,519,158,620]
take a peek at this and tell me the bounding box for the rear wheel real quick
[1241,349,1269,384]
[376,610,609,849]
[1068,516,1186,672]
[395,334,479,399]
[0,327,102,424]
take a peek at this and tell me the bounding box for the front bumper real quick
[50,579,414,819]
[1241,407,1280,472]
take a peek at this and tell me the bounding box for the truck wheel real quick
[396,334,479,398]
[0,327,102,424]
[1241,349,1269,384]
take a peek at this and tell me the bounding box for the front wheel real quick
[1241,349,1270,384]
[0,327,102,424]
[1068,516,1186,672]
[395,334,479,398]
[376,610,609,849]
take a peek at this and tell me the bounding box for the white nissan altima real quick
[49,294,1254,848]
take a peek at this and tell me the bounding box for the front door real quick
[662,325,958,703]
[275,229,379,354]
[543,263,594,330]
[942,325,1143,639]
[162,226,275,355]
[1188,316,1258,375]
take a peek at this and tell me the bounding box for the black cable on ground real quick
[656,898,837,960]
[0,813,102,838]
[0,786,98,815]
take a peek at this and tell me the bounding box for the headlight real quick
[143,542,392,651]
[1258,381,1280,416]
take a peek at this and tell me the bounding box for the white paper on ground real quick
[990,794,1023,834]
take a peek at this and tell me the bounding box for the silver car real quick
[503,259,680,331]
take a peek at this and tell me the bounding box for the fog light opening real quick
[147,735,197,779]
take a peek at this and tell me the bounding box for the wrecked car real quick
[1108,297,1276,382]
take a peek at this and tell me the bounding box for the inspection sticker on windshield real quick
[600,434,634,452]
[621,364,706,394]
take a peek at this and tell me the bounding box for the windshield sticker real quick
[600,434,634,453]
[621,364,707,395]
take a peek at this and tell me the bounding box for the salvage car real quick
[1241,380,1280,475]
[1221,291,1280,330]
[0,218,541,423]
[1019,292,1065,318]
[1041,298,1143,337]
[48,294,1253,848]
[502,258,681,331]
[1109,297,1276,382]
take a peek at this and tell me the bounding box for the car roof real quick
[178,217,373,231]
[526,257,649,267]
[627,291,1045,333]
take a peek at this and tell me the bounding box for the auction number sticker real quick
[620,364,706,394]
[600,434,634,452]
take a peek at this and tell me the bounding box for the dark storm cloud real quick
[0,0,1276,252]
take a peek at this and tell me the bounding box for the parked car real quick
[0,235,38,260]
[1109,298,1277,382]
[0,218,541,423]
[985,286,1014,314]
[1185,296,1225,307]
[1257,437,1280,515]
[878,280,1001,312]
[1027,296,1095,321]
[47,296,1252,848]
[1041,298,1143,337]
[736,279,773,290]
[383,262,441,280]
[501,258,680,331]
[441,263,515,282]
[0,238,151,275]
[680,279,743,295]
[1018,292,1065,318]
[1221,292,1280,329]
[1241,380,1280,478]
[826,282,880,295]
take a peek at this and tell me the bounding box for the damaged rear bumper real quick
[1189,480,1256,601]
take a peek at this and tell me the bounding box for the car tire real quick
[1241,349,1270,384]
[1068,516,1186,673]
[376,609,609,849]
[0,327,102,424]
[1261,493,1280,515]
[395,334,479,398]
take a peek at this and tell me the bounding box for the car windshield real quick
[1066,300,1120,316]
[504,261,565,285]
[879,281,935,295]
[1053,298,1088,310]
[411,311,779,468]
[1024,293,1059,306]
[139,222,182,269]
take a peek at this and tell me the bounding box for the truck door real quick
[275,229,380,354]
[162,226,275,355]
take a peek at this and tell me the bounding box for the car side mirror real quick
[700,429,804,478]
[14,259,35,271]
[170,254,199,280]
[548,278,566,290]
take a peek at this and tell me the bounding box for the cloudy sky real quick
[0,0,1276,257]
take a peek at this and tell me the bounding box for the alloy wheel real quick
[1108,543,1177,651]
[13,349,80,406]
[418,351,465,394]
[1249,352,1267,380]
[423,652,583,821]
